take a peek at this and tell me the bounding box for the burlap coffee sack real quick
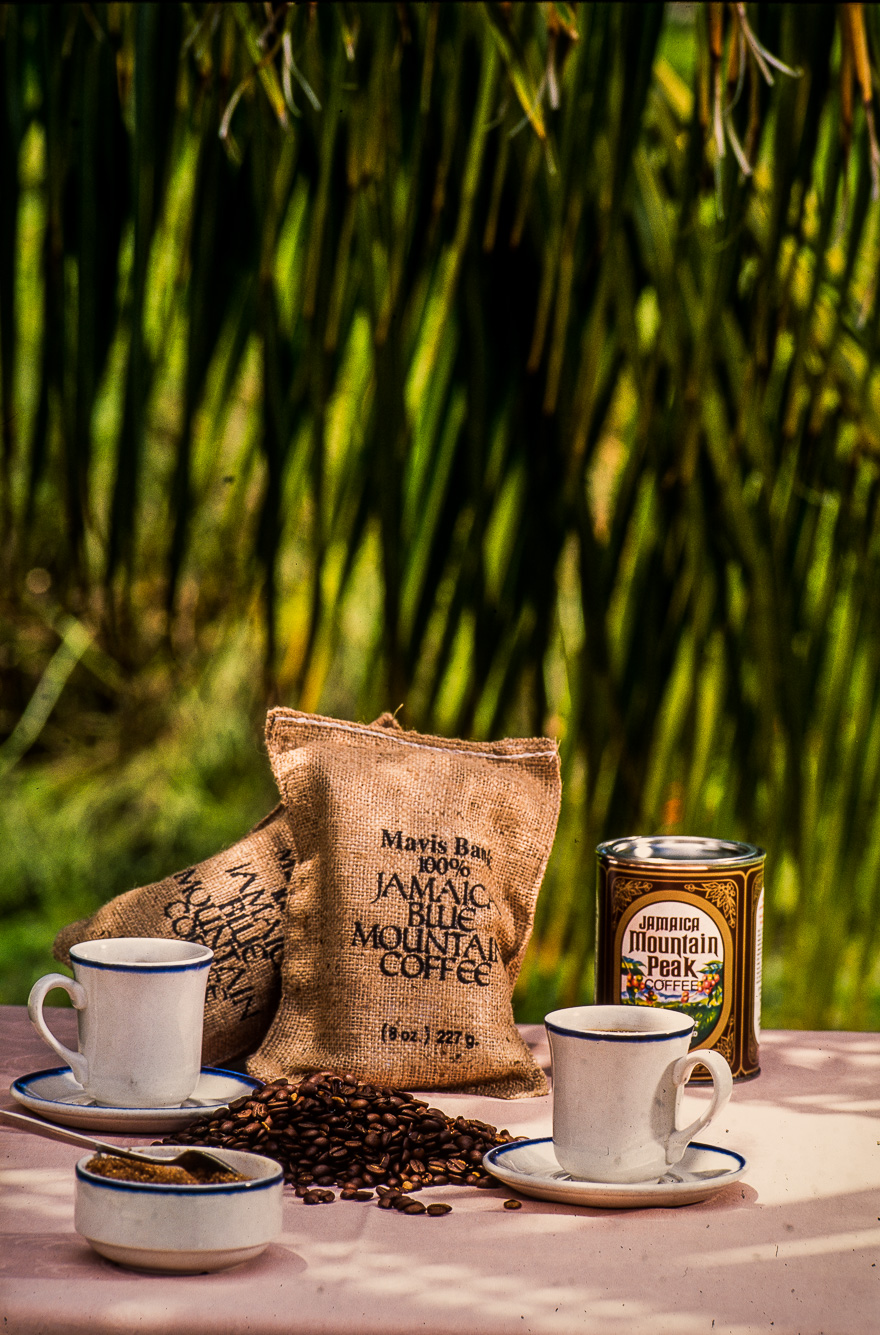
[249,709,561,1097]
[52,805,296,1064]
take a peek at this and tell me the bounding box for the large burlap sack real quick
[248,709,561,1097]
[52,805,296,1064]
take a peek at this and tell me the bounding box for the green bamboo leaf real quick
[545,3,579,45]
[0,616,92,778]
[408,65,499,404]
[481,2,547,141]
[231,2,289,129]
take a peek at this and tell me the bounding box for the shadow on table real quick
[740,1032,880,1119]
[3,1184,877,1335]
[0,1232,308,1281]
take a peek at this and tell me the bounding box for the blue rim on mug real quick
[69,939,213,975]
[544,1005,694,1043]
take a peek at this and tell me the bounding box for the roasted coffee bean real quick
[503,1199,523,1210]
[426,1203,452,1216]
[403,1201,426,1215]
[340,1189,374,1201]
[303,1189,335,1204]
[160,1070,518,1206]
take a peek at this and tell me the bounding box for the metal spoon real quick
[0,1107,243,1180]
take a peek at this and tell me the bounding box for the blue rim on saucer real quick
[482,1137,747,1209]
[10,1065,260,1133]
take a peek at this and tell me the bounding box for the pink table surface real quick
[1,1006,878,1335]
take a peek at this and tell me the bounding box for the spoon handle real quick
[0,1107,142,1159]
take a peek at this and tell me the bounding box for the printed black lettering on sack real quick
[164,860,289,1026]
[352,831,497,987]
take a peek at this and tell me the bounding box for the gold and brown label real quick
[597,860,763,1080]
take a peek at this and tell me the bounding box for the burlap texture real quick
[248,709,561,1097]
[52,805,295,1064]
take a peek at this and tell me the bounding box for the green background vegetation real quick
[3,2,880,1031]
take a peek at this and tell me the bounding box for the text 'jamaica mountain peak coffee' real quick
[250,709,562,1097]
[595,836,764,1080]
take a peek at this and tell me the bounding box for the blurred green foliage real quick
[2,3,880,1031]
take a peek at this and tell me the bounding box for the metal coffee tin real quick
[595,836,765,1080]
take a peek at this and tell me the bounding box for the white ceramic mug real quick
[28,937,213,1108]
[545,1004,733,1183]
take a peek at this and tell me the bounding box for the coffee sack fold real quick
[249,709,561,1097]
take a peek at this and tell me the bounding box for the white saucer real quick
[10,1066,260,1133]
[482,1138,747,1208]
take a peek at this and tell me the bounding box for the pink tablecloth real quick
[1,1006,878,1335]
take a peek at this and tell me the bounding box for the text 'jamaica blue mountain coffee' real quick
[249,710,561,1098]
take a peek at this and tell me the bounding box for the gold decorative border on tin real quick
[610,879,653,918]
[683,880,737,924]
[608,875,740,932]
[711,1016,735,1067]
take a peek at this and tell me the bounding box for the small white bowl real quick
[75,1145,284,1273]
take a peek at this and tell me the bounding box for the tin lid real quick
[596,835,764,869]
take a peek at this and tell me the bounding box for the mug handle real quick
[27,974,89,1087]
[665,1049,733,1166]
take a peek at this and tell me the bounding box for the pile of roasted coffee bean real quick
[162,1071,524,1213]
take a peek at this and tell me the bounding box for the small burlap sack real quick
[249,709,561,1097]
[52,805,296,1064]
